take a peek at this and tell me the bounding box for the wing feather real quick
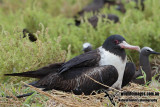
[33,65,118,95]
[59,49,100,74]
[5,63,63,78]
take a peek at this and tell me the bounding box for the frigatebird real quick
[132,47,160,85]
[5,35,140,97]
[81,42,137,88]
[78,0,105,16]
[75,14,119,28]
[77,0,126,16]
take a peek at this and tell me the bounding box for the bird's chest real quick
[99,49,126,70]
[99,48,127,89]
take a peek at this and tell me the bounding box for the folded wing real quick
[33,65,118,95]
[59,49,100,74]
[5,63,63,79]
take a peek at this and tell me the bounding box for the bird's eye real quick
[114,40,119,44]
[146,50,151,52]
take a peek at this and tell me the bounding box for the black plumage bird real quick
[23,29,37,42]
[132,47,160,85]
[5,35,140,97]
[103,0,126,13]
[75,14,119,28]
[77,0,126,16]
[78,0,105,16]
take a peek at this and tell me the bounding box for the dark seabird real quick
[5,35,140,97]
[75,14,119,28]
[103,0,126,13]
[82,42,93,53]
[81,43,137,88]
[77,0,125,17]
[132,47,160,85]
[23,29,37,42]
[78,0,105,16]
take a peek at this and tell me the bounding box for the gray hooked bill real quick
[119,41,140,52]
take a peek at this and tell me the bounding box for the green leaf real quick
[23,92,37,104]
[136,76,144,79]
[140,66,147,84]
[144,81,151,86]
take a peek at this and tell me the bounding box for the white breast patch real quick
[98,46,127,89]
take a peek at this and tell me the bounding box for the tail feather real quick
[16,92,34,98]
[4,71,44,78]
[4,63,63,79]
[6,92,34,98]
[4,63,64,98]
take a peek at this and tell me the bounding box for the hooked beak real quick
[150,51,160,55]
[119,41,141,52]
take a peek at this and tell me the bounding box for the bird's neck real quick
[139,54,151,82]
[106,48,126,61]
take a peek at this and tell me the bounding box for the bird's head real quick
[140,47,160,56]
[102,35,140,60]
